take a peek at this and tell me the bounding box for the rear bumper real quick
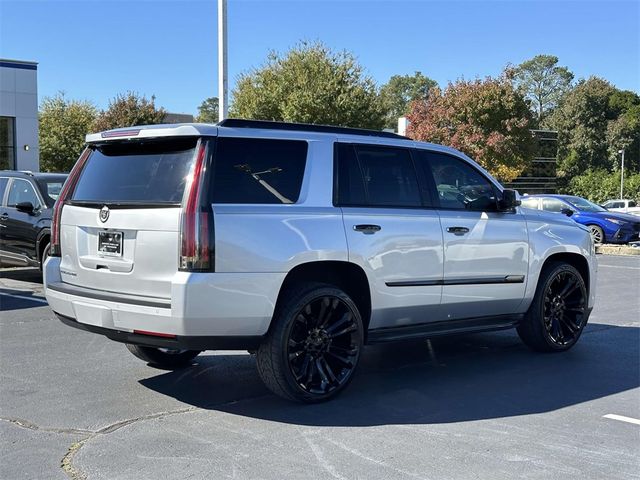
[55,313,262,350]
[44,256,286,340]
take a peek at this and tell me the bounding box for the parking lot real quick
[1,254,638,480]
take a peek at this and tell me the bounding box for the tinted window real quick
[212,137,308,204]
[355,145,421,207]
[542,198,566,213]
[421,152,497,211]
[36,176,67,206]
[630,201,637,208]
[0,177,8,203]
[72,138,198,204]
[521,197,540,209]
[335,143,366,206]
[7,179,40,208]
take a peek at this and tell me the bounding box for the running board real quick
[366,314,524,344]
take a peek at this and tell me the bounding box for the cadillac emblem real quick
[99,205,110,223]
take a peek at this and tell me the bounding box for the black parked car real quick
[0,171,68,269]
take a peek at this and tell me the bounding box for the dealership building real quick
[0,59,39,171]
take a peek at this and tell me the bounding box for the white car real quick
[44,119,597,402]
[601,199,640,216]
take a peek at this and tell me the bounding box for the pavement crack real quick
[0,417,94,435]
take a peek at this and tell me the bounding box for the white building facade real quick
[0,59,39,171]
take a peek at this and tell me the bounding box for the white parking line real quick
[598,264,640,270]
[0,292,49,304]
[603,414,640,426]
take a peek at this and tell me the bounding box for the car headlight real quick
[605,218,627,225]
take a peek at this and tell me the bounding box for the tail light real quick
[50,148,91,257]
[179,140,214,271]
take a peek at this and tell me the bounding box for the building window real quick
[0,117,16,170]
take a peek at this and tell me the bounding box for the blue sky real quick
[1,0,638,115]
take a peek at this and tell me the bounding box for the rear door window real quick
[72,138,198,204]
[212,137,308,204]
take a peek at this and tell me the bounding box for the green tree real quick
[379,72,437,129]
[230,41,385,129]
[407,75,535,182]
[565,169,640,203]
[93,91,166,132]
[511,54,573,126]
[196,97,219,123]
[549,77,639,181]
[39,93,97,172]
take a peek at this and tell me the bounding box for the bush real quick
[563,169,640,203]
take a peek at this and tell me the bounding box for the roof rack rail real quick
[217,118,410,140]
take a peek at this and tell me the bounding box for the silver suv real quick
[44,119,597,402]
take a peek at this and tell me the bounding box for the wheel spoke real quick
[329,344,358,357]
[320,357,338,383]
[557,277,577,299]
[329,323,357,338]
[558,314,577,334]
[326,350,354,366]
[315,358,332,389]
[325,312,352,335]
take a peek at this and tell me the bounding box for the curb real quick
[595,244,640,256]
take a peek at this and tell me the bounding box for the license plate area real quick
[98,231,123,257]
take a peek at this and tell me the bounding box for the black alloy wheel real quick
[256,283,364,402]
[542,269,587,346]
[517,261,589,352]
[287,295,361,396]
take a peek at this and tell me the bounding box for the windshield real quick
[566,196,607,212]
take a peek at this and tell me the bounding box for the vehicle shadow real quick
[140,322,639,426]
[0,267,43,284]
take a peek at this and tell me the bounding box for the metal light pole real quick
[619,149,625,199]
[218,0,228,122]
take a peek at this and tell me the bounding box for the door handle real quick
[446,226,469,235]
[0,213,8,221]
[354,224,381,234]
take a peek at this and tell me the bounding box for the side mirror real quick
[499,189,521,211]
[16,201,35,214]
[561,208,574,217]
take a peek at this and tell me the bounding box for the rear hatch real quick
[59,137,199,299]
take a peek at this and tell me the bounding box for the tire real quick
[587,224,605,244]
[125,344,200,369]
[517,261,589,352]
[256,282,364,403]
[39,242,50,271]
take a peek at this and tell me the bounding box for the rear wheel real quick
[517,261,588,352]
[256,283,363,403]
[587,224,604,244]
[125,344,201,369]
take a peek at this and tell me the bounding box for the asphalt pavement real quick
[1,255,639,480]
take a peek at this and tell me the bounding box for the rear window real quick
[212,137,308,204]
[72,138,198,204]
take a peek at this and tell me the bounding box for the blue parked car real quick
[521,194,640,244]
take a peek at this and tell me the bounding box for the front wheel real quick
[517,262,588,352]
[125,344,201,369]
[587,224,605,244]
[256,283,364,403]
